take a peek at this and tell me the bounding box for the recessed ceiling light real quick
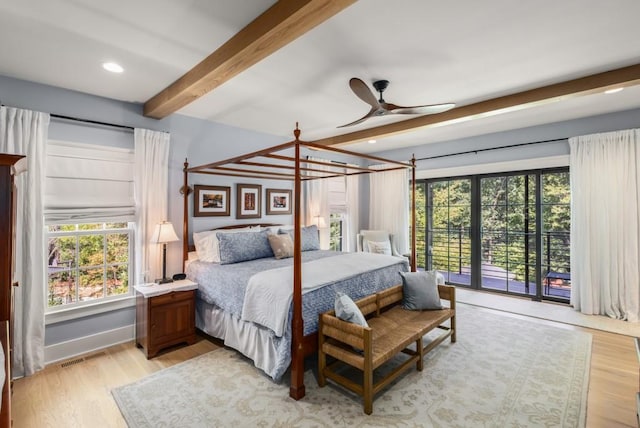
[102,62,124,73]
[604,87,623,94]
[368,139,377,144]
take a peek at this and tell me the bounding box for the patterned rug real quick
[112,304,591,427]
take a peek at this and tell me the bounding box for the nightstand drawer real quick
[150,289,195,307]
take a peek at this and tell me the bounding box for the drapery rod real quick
[3,104,169,133]
[415,137,567,162]
[51,113,135,131]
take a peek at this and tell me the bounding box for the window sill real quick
[45,294,136,325]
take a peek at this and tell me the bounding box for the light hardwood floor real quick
[11,310,640,428]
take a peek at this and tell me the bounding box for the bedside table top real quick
[134,279,198,298]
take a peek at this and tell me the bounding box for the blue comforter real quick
[186,250,408,379]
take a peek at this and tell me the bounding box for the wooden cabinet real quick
[135,280,198,359]
[0,154,25,428]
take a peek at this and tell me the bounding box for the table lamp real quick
[150,221,179,284]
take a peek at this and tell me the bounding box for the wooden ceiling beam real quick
[312,63,640,147]
[143,0,357,119]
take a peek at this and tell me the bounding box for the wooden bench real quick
[317,284,456,414]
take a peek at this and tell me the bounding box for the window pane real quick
[107,233,129,264]
[507,175,525,204]
[106,222,128,229]
[78,223,104,230]
[48,224,76,233]
[48,236,76,269]
[79,268,105,301]
[48,271,76,306]
[481,177,506,204]
[107,265,129,296]
[79,235,104,266]
[429,181,448,207]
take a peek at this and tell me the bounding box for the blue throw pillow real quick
[399,271,443,310]
[279,225,320,251]
[335,292,368,327]
[218,229,274,264]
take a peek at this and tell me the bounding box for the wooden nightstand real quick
[134,279,198,359]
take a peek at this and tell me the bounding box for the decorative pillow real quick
[365,239,392,255]
[279,225,320,251]
[399,271,443,311]
[335,292,368,327]
[192,230,218,262]
[268,233,294,259]
[218,229,274,264]
[193,226,259,263]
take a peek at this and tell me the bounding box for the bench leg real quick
[416,336,424,371]
[451,315,457,343]
[363,369,373,414]
[318,330,327,387]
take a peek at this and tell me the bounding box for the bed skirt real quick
[195,299,292,381]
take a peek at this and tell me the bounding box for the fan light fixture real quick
[102,62,124,73]
[338,78,455,128]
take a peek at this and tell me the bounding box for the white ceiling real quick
[1,0,640,154]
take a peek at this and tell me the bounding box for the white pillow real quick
[193,226,260,263]
[365,239,392,255]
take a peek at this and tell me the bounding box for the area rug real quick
[456,287,640,337]
[112,304,591,427]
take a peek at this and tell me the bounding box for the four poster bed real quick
[181,126,417,400]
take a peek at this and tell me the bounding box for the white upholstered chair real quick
[356,230,402,257]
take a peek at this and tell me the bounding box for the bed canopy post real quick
[411,155,417,272]
[181,158,191,272]
[290,126,305,400]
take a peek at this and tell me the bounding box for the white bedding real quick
[241,252,405,336]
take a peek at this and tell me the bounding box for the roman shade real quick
[44,140,134,224]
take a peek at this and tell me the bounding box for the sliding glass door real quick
[423,178,471,286]
[417,168,570,303]
[480,174,536,296]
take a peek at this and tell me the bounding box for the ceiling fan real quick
[338,78,455,128]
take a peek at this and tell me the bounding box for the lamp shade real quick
[150,221,179,244]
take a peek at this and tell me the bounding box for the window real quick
[417,167,570,302]
[328,176,347,251]
[47,222,133,308]
[44,140,135,312]
[329,213,344,251]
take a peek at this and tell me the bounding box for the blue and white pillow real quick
[279,225,320,251]
[218,229,274,264]
[335,292,368,327]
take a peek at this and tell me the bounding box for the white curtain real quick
[569,128,640,322]
[302,157,330,249]
[134,129,170,284]
[344,174,360,252]
[0,106,49,377]
[369,167,410,254]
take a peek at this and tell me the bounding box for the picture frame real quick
[266,188,292,215]
[194,185,230,217]
[236,183,262,219]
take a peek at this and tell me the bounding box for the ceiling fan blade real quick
[388,103,456,115]
[349,78,380,108]
[337,107,377,128]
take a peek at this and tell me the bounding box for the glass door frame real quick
[419,166,570,304]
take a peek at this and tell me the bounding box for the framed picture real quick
[236,183,262,219]
[194,185,230,217]
[266,188,292,215]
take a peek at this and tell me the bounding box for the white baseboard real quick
[44,324,135,365]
